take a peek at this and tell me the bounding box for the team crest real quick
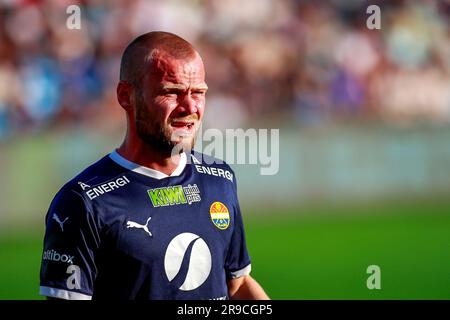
[210,202,230,230]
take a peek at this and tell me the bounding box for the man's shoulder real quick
[189,151,234,171]
[189,151,236,183]
[56,153,123,197]
[47,152,130,221]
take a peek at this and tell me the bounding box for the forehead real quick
[146,52,206,86]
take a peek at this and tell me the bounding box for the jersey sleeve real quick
[224,174,252,279]
[39,187,100,300]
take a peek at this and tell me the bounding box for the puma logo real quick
[52,213,69,232]
[126,217,152,237]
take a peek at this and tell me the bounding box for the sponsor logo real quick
[126,217,152,237]
[147,184,201,208]
[164,232,211,291]
[192,154,233,182]
[85,175,130,200]
[52,213,69,232]
[78,182,91,190]
[43,249,74,264]
[210,202,230,230]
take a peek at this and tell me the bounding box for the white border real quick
[109,150,187,179]
[230,264,252,279]
[40,286,92,300]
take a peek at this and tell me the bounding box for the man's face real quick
[134,52,207,153]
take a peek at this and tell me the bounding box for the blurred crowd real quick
[0,0,449,140]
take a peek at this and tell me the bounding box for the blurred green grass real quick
[1,199,449,300]
[247,200,450,299]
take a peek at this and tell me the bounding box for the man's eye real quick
[164,91,178,97]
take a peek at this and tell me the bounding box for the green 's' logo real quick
[147,184,201,207]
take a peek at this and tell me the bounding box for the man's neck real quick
[117,140,182,176]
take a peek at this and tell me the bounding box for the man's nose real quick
[178,93,198,115]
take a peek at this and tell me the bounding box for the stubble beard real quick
[135,94,197,156]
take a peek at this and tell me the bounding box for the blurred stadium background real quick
[0,0,449,299]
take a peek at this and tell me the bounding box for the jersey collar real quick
[109,150,187,180]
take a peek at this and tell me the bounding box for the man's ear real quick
[117,81,134,111]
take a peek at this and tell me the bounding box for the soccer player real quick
[39,31,269,300]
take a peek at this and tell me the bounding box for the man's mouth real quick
[170,120,197,137]
[171,121,195,129]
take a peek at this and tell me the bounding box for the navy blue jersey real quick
[39,151,251,300]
